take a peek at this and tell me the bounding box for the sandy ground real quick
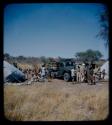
[9,79,108,95]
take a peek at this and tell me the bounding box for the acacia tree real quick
[75,49,103,62]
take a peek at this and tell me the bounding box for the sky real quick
[4,3,108,59]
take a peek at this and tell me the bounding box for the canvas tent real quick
[4,61,25,83]
[100,61,109,80]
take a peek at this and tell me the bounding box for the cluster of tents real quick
[3,60,109,83]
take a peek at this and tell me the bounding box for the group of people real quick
[20,62,106,85]
[23,64,51,84]
[71,62,106,85]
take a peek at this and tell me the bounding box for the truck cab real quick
[48,59,76,82]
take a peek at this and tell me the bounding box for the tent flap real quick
[4,61,25,83]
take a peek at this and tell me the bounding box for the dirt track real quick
[27,79,109,94]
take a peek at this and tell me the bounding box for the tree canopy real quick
[75,49,103,62]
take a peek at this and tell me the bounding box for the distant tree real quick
[75,52,87,61]
[97,5,109,48]
[4,53,10,60]
[48,57,55,62]
[17,56,25,60]
[40,56,47,64]
[94,50,103,60]
[57,56,63,62]
[75,49,103,62]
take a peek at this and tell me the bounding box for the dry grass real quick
[4,80,109,121]
[17,63,33,70]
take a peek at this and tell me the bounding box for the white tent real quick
[3,61,25,83]
[100,61,109,80]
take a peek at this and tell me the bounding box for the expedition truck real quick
[48,59,76,82]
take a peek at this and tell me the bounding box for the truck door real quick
[57,62,64,77]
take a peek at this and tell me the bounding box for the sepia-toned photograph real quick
[4,3,109,121]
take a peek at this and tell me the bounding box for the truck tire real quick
[64,73,70,82]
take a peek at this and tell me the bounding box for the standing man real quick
[93,64,100,84]
[71,66,76,84]
[40,64,46,81]
[88,63,94,85]
[76,65,81,83]
[84,63,89,83]
[102,69,106,79]
[80,63,85,83]
[45,66,52,82]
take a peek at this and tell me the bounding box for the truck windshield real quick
[65,62,74,66]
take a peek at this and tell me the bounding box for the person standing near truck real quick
[80,63,85,82]
[88,63,94,85]
[84,63,89,83]
[76,65,81,83]
[41,64,46,79]
[71,66,76,84]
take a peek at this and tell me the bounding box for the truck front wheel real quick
[64,73,70,82]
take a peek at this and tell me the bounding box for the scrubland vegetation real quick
[4,80,108,121]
